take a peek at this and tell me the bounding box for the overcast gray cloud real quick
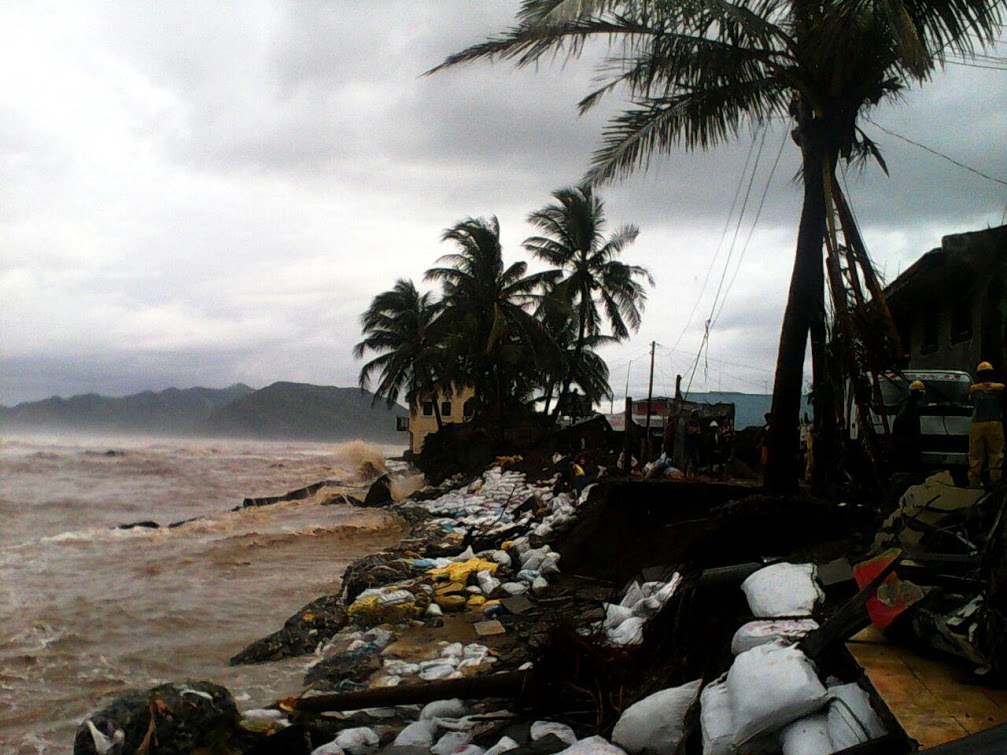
[0,1,1004,407]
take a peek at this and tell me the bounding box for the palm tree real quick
[353,279,446,428]
[426,216,561,424]
[525,184,652,422]
[432,0,1002,492]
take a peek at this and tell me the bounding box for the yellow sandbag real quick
[435,594,467,611]
[467,594,487,607]
[347,593,424,626]
[428,558,499,585]
[346,595,379,617]
[434,581,466,596]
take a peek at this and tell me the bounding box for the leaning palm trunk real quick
[764,134,830,494]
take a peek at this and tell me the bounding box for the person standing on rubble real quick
[892,380,926,475]
[684,411,702,478]
[968,361,1005,488]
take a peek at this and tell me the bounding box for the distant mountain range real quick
[0,382,408,443]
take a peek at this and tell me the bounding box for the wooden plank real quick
[847,635,1007,748]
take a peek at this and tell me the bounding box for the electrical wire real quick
[866,118,1007,188]
[712,126,790,328]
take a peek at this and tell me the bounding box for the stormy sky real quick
[2,2,1005,407]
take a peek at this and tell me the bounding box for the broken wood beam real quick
[278,671,530,715]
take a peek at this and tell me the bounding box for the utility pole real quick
[644,341,656,461]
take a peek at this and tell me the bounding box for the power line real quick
[712,126,789,328]
[670,130,762,352]
[866,118,1007,188]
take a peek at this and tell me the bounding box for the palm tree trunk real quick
[764,135,828,494]
[551,298,590,426]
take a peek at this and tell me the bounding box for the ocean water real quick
[0,432,410,754]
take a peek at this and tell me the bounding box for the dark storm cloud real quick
[0,1,1003,405]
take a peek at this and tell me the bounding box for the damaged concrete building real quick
[886,224,1007,375]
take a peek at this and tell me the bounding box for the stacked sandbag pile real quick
[593,573,684,646]
[698,562,888,754]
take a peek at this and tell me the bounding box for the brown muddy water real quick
[0,433,410,753]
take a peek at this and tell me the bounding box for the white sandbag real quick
[483,736,520,755]
[442,642,464,658]
[780,713,832,755]
[827,682,886,749]
[558,735,626,754]
[620,581,646,608]
[531,721,578,745]
[731,619,820,655]
[700,675,733,755]
[603,603,635,630]
[741,563,823,618]
[310,742,344,755]
[612,678,702,755]
[420,698,468,720]
[242,708,287,722]
[727,641,829,746]
[501,582,529,596]
[334,727,380,755]
[394,719,438,746]
[477,570,501,595]
[450,546,477,562]
[419,663,457,680]
[631,596,663,619]
[606,616,645,646]
[650,574,682,609]
[431,730,473,755]
[453,747,486,755]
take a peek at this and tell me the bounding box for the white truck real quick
[847,369,973,469]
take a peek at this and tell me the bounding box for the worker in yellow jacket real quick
[969,361,1005,488]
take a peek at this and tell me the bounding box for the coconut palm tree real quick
[432,0,1002,492]
[426,216,561,424]
[525,184,652,422]
[354,279,447,428]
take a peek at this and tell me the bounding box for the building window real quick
[950,296,972,343]
[895,317,911,358]
[422,401,434,416]
[463,398,475,418]
[441,401,452,417]
[921,308,939,354]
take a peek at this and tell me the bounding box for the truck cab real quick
[848,370,973,468]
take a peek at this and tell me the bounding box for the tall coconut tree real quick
[426,216,561,424]
[525,184,652,422]
[431,0,1003,492]
[354,278,446,427]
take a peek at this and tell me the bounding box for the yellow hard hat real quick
[909,380,925,392]
[978,361,994,373]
